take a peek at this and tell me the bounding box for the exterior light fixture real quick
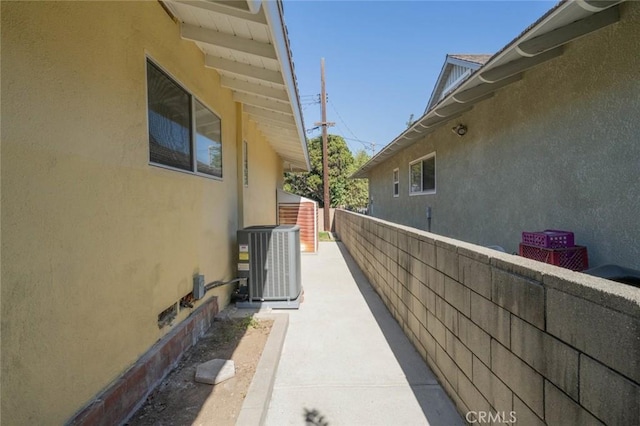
[452,124,467,136]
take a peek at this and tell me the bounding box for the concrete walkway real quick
[265,242,463,426]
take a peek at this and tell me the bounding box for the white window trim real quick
[409,152,436,196]
[145,55,223,181]
[393,168,399,197]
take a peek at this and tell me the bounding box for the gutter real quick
[262,0,311,172]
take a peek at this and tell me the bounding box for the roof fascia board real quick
[263,0,311,170]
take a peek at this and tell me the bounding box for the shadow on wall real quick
[335,243,463,426]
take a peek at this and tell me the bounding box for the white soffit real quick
[163,0,310,171]
[352,0,624,178]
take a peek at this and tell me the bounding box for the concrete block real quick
[195,359,235,385]
[457,372,492,416]
[545,381,604,426]
[412,295,427,327]
[490,254,543,282]
[470,292,510,347]
[397,229,409,254]
[410,255,427,285]
[408,310,421,338]
[436,342,459,392]
[543,267,640,317]
[472,356,513,414]
[445,329,472,379]
[444,276,470,318]
[580,354,640,426]
[427,310,447,348]
[458,255,492,299]
[513,395,544,426]
[427,266,446,297]
[458,314,491,366]
[547,288,640,384]
[419,240,437,268]
[436,245,459,280]
[491,340,544,417]
[423,285,436,314]
[491,269,544,329]
[436,297,459,335]
[420,325,437,359]
[511,315,579,399]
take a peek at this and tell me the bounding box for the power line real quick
[327,100,376,155]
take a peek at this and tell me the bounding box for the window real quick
[243,140,248,187]
[393,168,399,197]
[409,153,436,195]
[147,59,222,179]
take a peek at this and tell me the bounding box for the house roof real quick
[162,0,310,171]
[449,54,493,65]
[424,53,493,113]
[352,0,624,178]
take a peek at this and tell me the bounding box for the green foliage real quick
[284,135,370,209]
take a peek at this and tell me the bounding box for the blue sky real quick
[284,1,555,155]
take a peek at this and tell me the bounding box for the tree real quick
[284,134,370,209]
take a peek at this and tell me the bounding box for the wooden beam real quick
[244,105,293,123]
[480,47,563,83]
[518,7,619,56]
[205,55,284,85]
[221,76,289,102]
[453,74,522,103]
[181,23,277,60]
[173,1,267,25]
[233,92,290,114]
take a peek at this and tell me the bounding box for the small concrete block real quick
[436,342,459,392]
[458,314,491,366]
[545,381,604,426]
[436,245,459,280]
[547,288,640,384]
[491,340,544,417]
[511,315,579,399]
[444,276,470,318]
[580,354,640,426]
[470,292,510,347]
[445,329,472,379]
[459,255,492,299]
[491,269,544,329]
[513,395,544,426]
[427,310,447,348]
[436,297,459,334]
[472,356,513,414]
[457,371,492,415]
[419,240,437,267]
[195,359,235,385]
[428,267,446,297]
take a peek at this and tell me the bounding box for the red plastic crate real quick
[519,244,589,271]
[521,230,574,249]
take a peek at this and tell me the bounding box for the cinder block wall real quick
[335,210,639,425]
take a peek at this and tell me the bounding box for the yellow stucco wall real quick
[241,114,284,227]
[1,2,286,424]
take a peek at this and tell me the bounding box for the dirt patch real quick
[127,316,273,426]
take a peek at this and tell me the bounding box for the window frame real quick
[146,57,223,181]
[392,168,399,197]
[409,152,436,196]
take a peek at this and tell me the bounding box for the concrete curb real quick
[236,312,289,426]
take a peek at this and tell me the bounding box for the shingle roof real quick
[448,54,492,65]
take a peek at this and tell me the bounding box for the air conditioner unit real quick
[236,225,302,309]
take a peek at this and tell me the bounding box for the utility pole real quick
[320,58,330,232]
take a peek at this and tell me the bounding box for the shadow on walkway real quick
[336,242,463,425]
